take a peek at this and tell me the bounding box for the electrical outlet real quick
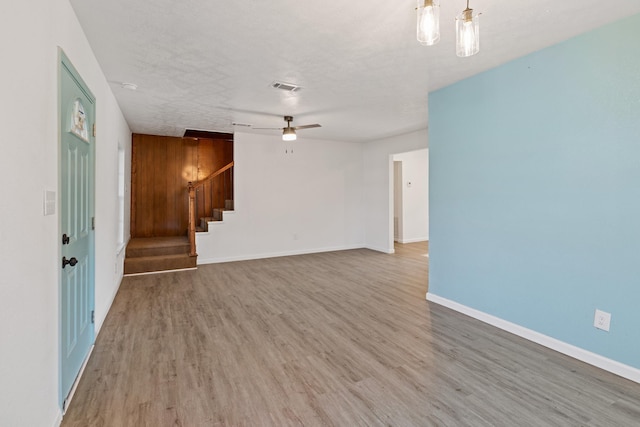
[594,309,611,332]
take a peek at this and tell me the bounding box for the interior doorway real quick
[393,161,403,241]
[391,149,429,245]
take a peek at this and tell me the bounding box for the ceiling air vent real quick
[270,81,302,93]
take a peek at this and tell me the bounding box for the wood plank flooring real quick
[62,242,640,426]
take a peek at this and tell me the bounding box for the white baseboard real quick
[365,245,395,254]
[95,272,124,335]
[53,411,63,427]
[197,244,365,264]
[426,292,640,384]
[62,344,95,417]
[397,237,429,244]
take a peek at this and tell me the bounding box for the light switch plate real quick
[44,190,56,216]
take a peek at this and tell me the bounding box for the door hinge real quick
[92,217,95,230]
[91,310,95,324]
[92,123,96,137]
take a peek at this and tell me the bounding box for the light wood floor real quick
[62,242,640,426]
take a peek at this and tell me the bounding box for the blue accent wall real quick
[429,14,640,369]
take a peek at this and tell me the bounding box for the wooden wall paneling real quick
[157,136,169,235]
[196,139,212,218]
[192,143,200,228]
[211,141,220,210]
[220,140,232,209]
[169,135,185,236]
[135,134,151,237]
[131,135,161,237]
[222,139,234,202]
[207,180,214,219]
[130,134,138,237]
[133,134,142,237]
[178,136,188,235]
[214,174,223,210]
[197,180,208,220]
[134,134,145,237]
[149,136,162,236]
[179,138,191,234]
[184,139,199,231]
[197,139,214,181]
[130,133,233,238]
[166,136,180,235]
[140,135,156,237]
[143,135,159,237]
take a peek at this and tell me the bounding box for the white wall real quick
[363,129,428,253]
[0,0,131,425]
[197,132,365,263]
[393,149,429,243]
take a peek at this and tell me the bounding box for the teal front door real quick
[59,51,95,409]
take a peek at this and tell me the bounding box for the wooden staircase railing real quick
[187,161,234,257]
[188,184,196,256]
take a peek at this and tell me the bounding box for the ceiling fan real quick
[253,116,321,141]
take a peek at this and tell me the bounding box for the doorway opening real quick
[391,149,429,254]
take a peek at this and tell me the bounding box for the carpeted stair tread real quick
[124,236,196,274]
[124,253,196,275]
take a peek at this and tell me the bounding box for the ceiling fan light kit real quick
[417,0,480,57]
[252,115,321,141]
[282,116,297,141]
[282,126,297,141]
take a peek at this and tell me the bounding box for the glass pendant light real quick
[417,0,440,46]
[456,0,480,57]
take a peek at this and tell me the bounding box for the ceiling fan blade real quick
[251,127,284,130]
[293,124,321,130]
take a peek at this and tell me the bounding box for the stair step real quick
[126,236,190,258]
[212,209,224,221]
[124,253,196,275]
[199,217,218,232]
[198,206,235,233]
[124,236,196,275]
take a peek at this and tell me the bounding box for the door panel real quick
[60,52,95,407]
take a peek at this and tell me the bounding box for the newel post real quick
[188,182,197,257]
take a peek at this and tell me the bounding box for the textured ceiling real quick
[69,0,640,142]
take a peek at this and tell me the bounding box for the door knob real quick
[62,256,78,268]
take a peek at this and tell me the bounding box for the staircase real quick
[124,161,234,275]
[124,236,196,275]
[188,161,234,244]
[197,199,234,232]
